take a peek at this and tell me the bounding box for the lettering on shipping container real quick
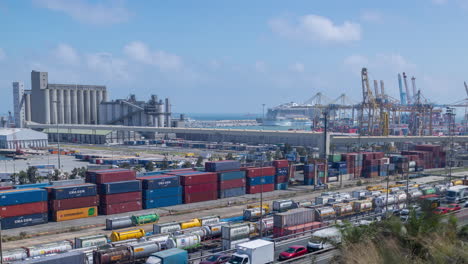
[14,217,33,224]
[111,255,123,261]
[134,248,144,252]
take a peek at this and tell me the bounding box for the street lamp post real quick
[52,101,61,170]
[446,107,455,184]
[259,103,265,238]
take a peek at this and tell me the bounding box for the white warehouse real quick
[0,129,48,149]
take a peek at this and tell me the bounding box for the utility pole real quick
[259,103,265,238]
[52,100,61,170]
[446,107,455,184]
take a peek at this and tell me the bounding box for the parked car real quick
[278,245,307,261]
[200,254,231,264]
[433,207,449,215]
[447,203,461,212]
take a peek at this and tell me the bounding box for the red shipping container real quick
[88,170,136,184]
[242,167,276,177]
[183,183,217,194]
[275,175,288,183]
[273,160,288,168]
[99,200,142,215]
[183,191,218,204]
[246,184,274,194]
[49,195,99,211]
[179,173,217,185]
[0,186,13,191]
[0,201,48,218]
[218,178,246,190]
[164,168,195,175]
[100,191,141,205]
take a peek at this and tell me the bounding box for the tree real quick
[145,161,155,172]
[70,168,79,179]
[182,161,192,168]
[26,167,38,183]
[133,165,142,172]
[18,170,28,184]
[52,169,61,181]
[283,143,293,153]
[225,153,234,160]
[274,149,283,160]
[266,151,273,162]
[297,147,307,156]
[161,156,169,170]
[196,156,203,167]
[119,163,130,169]
[10,173,18,185]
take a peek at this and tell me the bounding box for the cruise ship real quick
[258,102,315,127]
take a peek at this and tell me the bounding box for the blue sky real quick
[0,0,467,114]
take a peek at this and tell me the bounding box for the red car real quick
[278,245,308,261]
[200,254,230,264]
[433,207,449,215]
[447,203,461,212]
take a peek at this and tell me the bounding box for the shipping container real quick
[2,249,28,263]
[139,175,180,189]
[86,169,136,184]
[24,240,73,257]
[178,172,217,185]
[49,195,99,211]
[132,212,160,225]
[93,246,132,264]
[0,189,47,206]
[274,183,288,190]
[183,183,217,194]
[16,251,86,264]
[272,200,298,212]
[14,183,51,189]
[143,187,182,199]
[100,200,142,215]
[106,216,133,230]
[273,160,288,168]
[131,241,162,260]
[217,171,246,181]
[153,222,181,234]
[147,248,188,264]
[143,196,182,209]
[75,234,108,248]
[0,201,47,218]
[180,218,201,229]
[273,208,315,228]
[51,206,97,222]
[51,179,85,186]
[100,191,141,205]
[218,178,246,190]
[99,180,141,195]
[246,184,274,194]
[183,191,218,204]
[218,187,245,198]
[205,161,241,172]
[246,175,275,186]
[221,238,250,250]
[222,223,251,240]
[202,222,227,237]
[110,228,145,242]
[166,234,201,250]
[199,215,220,226]
[1,213,48,229]
[242,167,276,177]
[46,184,97,200]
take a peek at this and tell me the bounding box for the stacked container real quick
[273,208,317,237]
[46,184,98,221]
[0,188,48,229]
[175,171,218,204]
[242,167,275,194]
[414,145,446,168]
[86,169,142,215]
[221,223,251,250]
[138,174,182,209]
[273,160,289,190]
[205,160,241,172]
[217,171,246,198]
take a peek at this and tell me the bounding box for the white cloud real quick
[123,41,183,71]
[270,14,361,43]
[33,0,131,25]
[53,44,80,65]
[290,62,305,73]
[254,61,267,73]
[86,52,128,80]
[360,10,383,22]
[344,53,415,73]
[0,48,5,61]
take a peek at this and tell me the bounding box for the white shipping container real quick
[222,223,251,240]
[25,241,73,257]
[153,222,181,234]
[273,208,315,228]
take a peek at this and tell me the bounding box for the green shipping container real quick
[328,154,341,162]
[422,188,436,195]
[131,213,160,225]
[318,172,325,177]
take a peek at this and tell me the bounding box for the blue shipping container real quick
[218,187,245,199]
[16,251,86,264]
[304,178,314,185]
[274,183,288,190]
[217,171,246,181]
[49,184,97,200]
[140,176,180,189]
[100,180,142,195]
[143,196,182,209]
[14,183,51,189]
[0,189,47,206]
[246,175,275,186]
[303,164,314,173]
[1,213,48,230]
[276,167,288,176]
[205,161,241,172]
[143,187,182,199]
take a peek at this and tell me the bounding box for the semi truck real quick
[446,185,468,203]
[227,239,274,264]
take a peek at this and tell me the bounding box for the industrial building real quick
[15,71,107,126]
[99,94,172,127]
[43,128,141,144]
[0,128,48,149]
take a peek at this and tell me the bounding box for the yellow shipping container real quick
[110,228,145,242]
[180,218,201,229]
[53,206,97,222]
